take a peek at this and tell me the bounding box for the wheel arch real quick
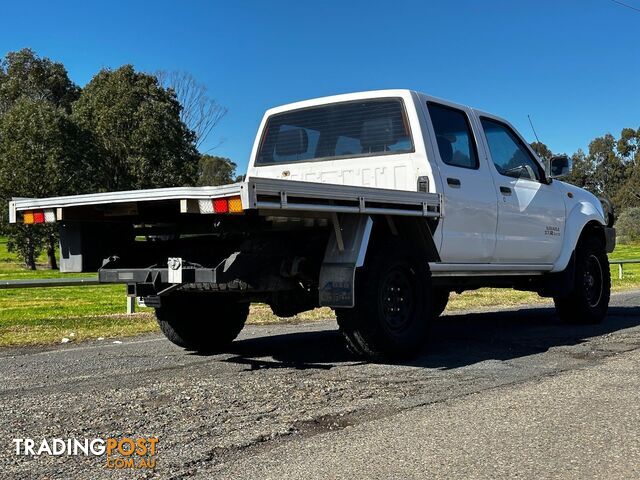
[551,201,607,273]
[367,216,440,263]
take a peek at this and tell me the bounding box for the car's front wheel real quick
[554,235,610,324]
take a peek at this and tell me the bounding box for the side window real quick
[427,102,479,169]
[480,118,543,182]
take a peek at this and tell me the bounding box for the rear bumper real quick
[100,267,200,284]
[604,227,616,254]
[98,260,297,294]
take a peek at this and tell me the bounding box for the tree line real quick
[0,49,239,269]
[2,48,639,268]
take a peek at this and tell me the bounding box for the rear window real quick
[255,98,414,165]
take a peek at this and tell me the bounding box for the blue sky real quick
[1,0,638,173]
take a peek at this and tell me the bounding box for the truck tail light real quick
[227,196,243,213]
[213,198,229,214]
[22,209,56,224]
[211,196,243,214]
[33,211,45,223]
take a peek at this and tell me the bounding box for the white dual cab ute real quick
[9,89,616,359]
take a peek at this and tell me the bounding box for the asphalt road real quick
[2,291,640,479]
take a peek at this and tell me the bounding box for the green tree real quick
[617,127,640,165]
[530,141,553,162]
[6,225,47,270]
[0,98,92,268]
[0,48,80,114]
[72,65,199,191]
[615,207,640,243]
[198,155,237,186]
[614,163,640,210]
[565,148,596,191]
[530,141,555,178]
[0,49,82,268]
[588,134,626,203]
[614,127,640,209]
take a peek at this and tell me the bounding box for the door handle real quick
[500,186,512,195]
[447,177,461,188]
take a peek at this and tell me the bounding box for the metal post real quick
[619,263,624,280]
[126,296,136,315]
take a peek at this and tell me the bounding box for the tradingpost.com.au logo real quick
[13,437,158,470]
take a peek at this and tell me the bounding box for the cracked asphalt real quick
[1,291,640,479]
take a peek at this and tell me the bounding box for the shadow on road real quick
[219,304,640,371]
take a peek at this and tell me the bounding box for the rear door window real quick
[427,102,479,169]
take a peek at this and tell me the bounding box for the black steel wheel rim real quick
[584,254,603,308]
[379,266,415,334]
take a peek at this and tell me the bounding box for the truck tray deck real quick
[10,177,442,222]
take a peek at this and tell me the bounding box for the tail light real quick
[227,196,243,213]
[213,198,229,214]
[211,196,243,214]
[22,209,55,225]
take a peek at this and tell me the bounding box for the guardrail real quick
[0,277,136,314]
[610,259,640,280]
[0,277,100,288]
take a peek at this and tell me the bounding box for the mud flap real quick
[319,214,372,308]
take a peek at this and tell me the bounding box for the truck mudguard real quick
[551,201,605,273]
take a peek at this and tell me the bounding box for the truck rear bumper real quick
[100,267,204,285]
[98,259,297,294]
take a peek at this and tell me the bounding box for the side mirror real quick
[549,154,572,179]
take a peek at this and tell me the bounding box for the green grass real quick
[1,236,640,347]
[0,236,157,346]
[607,242,640,290]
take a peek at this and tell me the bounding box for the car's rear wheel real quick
[155,294,249,352]
[554,235,610,324]
[336,241,433,360]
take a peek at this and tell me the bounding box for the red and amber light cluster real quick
[212,196,243,214]
[22,210,55,224]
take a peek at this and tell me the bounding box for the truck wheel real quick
[433,288,450,318]
[155,294,249,352]
[554,236,610,324]
[336,243,433,360]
